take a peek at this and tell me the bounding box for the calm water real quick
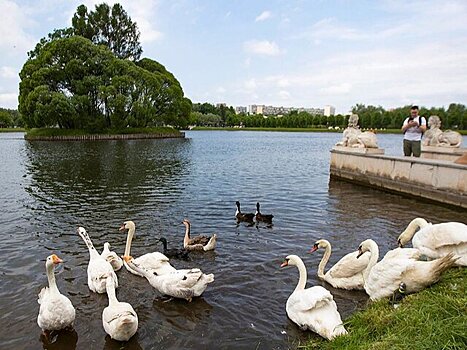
[0,131,465,350]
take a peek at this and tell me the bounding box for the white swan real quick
[77,227,118,293]
[310,239,370,290]
[280,255,347,340]
[182,219,217,251]
[357,239,457,301]
[123,256,214,301]
[37,254,75,334]
[102,274,138,341]
[398,218,467,266]
[101,242,123,271]
[120,220,176,276]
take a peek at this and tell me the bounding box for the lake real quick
[0,131,465,349]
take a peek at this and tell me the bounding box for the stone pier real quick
[330,147,467,209]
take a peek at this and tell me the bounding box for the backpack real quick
[404,116,425,135]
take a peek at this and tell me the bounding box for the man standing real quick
[401,105,427,157]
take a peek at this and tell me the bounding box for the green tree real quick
[29,3,142,61]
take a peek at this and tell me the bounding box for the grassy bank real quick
[25,127,181,137]
[190,127,403,133]
[0,128,25,132]
[304,267,466,350]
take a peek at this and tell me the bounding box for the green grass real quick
[190,127,407,133]
[25,127,181,137]
[303,267,467,350]
[0,127,25,132]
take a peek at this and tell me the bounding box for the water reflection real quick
[1,132,465,349]
[103,333,143,350]
[40,329,78,350]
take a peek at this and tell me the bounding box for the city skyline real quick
[1,0,467,115]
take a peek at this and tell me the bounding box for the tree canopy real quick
[19,36,190,130]
[29,3,142,61]
[20,3,191,131]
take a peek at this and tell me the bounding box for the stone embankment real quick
[330,146,466,208]
[25,132,185,141]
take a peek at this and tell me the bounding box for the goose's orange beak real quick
[51,254,63,264]
[280,260,288,268]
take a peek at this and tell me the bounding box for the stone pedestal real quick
[332,146,385,155]
[421,146,466,161]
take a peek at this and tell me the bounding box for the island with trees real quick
[18,3,191,140]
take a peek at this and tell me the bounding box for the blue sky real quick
[1,0,467,114]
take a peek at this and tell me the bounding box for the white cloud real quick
[255,10,271,22]
[0,0,35,53]
[0,93,18,108]
[278,90,290,99]
[244,79,257,90]
[0,66,17,79]
[216,87,226,94]
[244,40,282,56]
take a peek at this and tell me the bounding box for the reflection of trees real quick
[24,139,190,214]
[40,329,78,350]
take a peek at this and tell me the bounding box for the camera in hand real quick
[408,116,414,121]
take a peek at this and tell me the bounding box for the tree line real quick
[18,3,191,131]
[190,103,467,130]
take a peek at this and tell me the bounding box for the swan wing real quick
[328,250,370,278]
[384,247,420,260]
[366,252,417,300]
[416,223,467,249]
[287,286,334,312]
[287,287,346,340]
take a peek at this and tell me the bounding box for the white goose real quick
[37,254,76,335]
[357,239,457,301]
[398,218,467,266]
[310,239,370,290]
[102,275,138,341]
[120,220,175,276]
[280,255,347,340]
[77,227,118,293]
[101,242,123,271]
[123,256,214,301]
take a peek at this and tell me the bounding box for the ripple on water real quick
[0,131,465,349]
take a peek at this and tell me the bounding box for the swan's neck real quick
[128,260,150,279]
[400,218,429,243]
[363,242,379,282]
[295,259,307,292]
[317,244,332,279]
[183,224,191,246]
[46,262,59,295]
[124,227,135,256]
[106,278,118,306]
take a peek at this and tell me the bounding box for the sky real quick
[1,0,467,115]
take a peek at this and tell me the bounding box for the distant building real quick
[216,103,227,108]
[247,104,324,116]
[324,105,336,117]
[235,106,247,114]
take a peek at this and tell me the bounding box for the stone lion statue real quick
[336,114,378,148]
[423,115,462,147]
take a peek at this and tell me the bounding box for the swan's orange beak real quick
[280,260,288,268]
[51,254,63,264]
[309,245,318,254]
[122,255,132,262]
[119,224,125,231]
[356,249,364,259]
